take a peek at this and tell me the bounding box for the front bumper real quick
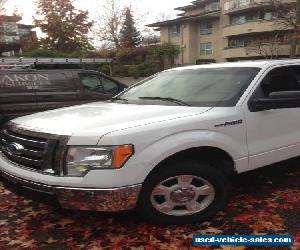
[0,170,142,212]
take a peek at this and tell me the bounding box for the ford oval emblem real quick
[6,142,24,155]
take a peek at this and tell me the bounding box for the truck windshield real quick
[118,67,260,107]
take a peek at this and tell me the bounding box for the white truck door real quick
[243,65,300,171]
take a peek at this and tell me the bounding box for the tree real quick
[267,0,300,57]
[119,8,142,48]
[34,0,93,52]
[155,12,172,22]
[0,0,7,14]
[151,43,180,70]
[245,33,281,59]
[97,0,124,49]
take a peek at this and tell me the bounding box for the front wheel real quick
[137,160,231,225]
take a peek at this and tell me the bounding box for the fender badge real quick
[214,119,243,128]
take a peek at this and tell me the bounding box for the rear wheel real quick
[137,160,231,225]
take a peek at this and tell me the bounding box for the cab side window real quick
[79,74,103,93]
[101,77,120,95]
[261,66,300,97]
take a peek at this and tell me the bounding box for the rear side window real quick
[101,77,119,94]
[79,74,103,92]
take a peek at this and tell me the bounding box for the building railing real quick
[224,42,290,49]
[223,18,276,28]
[224,0,269,11]
[224,0,296,13]
[183,2,221,16]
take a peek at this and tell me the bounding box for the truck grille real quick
[0,123,68,175]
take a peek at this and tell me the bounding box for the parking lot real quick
[0,160,299,249]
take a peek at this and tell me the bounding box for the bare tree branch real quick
[0,0,8,14]
[263,0,300,57]
[245,33,281,59]
[95,0,124,49]
[155,12,172,22]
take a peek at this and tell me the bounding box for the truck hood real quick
[12,102,212,136]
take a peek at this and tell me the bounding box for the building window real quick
[224,0,250,10]
[231,15,246,24]
[200,23,213,35]
[224,0,236,11]
[229,38,251,48]
[200,42,212,55]
[238,0,251,7]
[230,11,277,25]
[230,13,258,25]
[169,25,180,37]
[264,12,277,20]
[205,1,220,12]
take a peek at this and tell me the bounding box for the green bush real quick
[97,63,111,75]
[113,62,159,78]
[196,59,216,65]
[113,64,130,77]
[22,48,103,58]
[80,63,111,75]
[128,66,140,79]
[22,48,66,57]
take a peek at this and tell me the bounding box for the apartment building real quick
[0,15,37,56]
[148,0,298,65]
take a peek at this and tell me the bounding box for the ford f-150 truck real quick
[1,60,300,225]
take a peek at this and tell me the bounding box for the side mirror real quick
[249,91,300,112]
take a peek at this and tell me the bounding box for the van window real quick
[102,77,119,94]
[80,74,104,92]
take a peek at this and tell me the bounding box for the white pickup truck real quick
[1,60,300,225]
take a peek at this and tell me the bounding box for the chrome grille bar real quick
[0,122,69,175]
[2,129,47,149]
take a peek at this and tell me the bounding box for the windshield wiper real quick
[110,97,128,102]
[138,97,191,106]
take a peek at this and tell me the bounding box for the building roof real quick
[166,59,300,71]
[147,10,220,27]
[18,24,35,29]
[174,0,213,11]
[0,15,22,22]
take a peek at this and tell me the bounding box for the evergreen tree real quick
[34,0,93,52]
[119,8,142,48]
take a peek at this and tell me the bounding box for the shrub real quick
[22,48,66,57]
[196,59,216,65]
[113,62,159,78]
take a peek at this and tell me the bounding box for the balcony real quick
[183,7,221,17]
[222,44,291,59]
[223,20,291,37]
[223,0,296,15]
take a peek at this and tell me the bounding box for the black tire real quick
[137,160,231,225]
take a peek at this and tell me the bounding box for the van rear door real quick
[0,71,38,122]
[34,71,80,112]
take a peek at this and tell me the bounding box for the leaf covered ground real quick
[0,159,299,250]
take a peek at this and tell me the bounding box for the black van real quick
[0,69,127,126]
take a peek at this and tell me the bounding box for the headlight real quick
[65,145,134,177]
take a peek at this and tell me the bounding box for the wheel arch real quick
[146,146,237,179]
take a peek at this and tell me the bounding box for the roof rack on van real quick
[0,57,113,71]
[0,57,112,65]
[0,64,32,69]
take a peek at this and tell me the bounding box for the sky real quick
[5,0,192,33]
